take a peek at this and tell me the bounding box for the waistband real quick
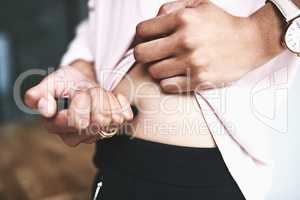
[93,135,237,187]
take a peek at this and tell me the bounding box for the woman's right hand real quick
[24,65,134,147]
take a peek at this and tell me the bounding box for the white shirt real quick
[61,0,300,199]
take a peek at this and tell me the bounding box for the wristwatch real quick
[269,0,300,55]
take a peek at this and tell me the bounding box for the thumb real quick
[25,66,94,118]
[24,73,60,118]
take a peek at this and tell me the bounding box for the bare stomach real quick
[113,63,216,148]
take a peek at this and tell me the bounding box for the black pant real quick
[91,135,246,200]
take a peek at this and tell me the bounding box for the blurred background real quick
[0,1,95,200]
[0,0,300,200]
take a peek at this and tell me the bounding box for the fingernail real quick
[38,98,48,116]
[38,95,57,118]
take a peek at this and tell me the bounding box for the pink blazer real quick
[61,0,300,199]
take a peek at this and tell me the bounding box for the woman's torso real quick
[93,0,263,148]
[113,63,216,148]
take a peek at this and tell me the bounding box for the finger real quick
[25,76,58,118]
[59,132,91,147]
[36,94,57,118]
[136,12,179,39]
[134,35,178,63]
[158,1,187,15]
[160,76,192,94]
[89,87,112,128]
[25,67,94,118]
[25,68,72,118]
[43,110,77,134]
[24,68,70,108]
[185,0,208,8]
[24,77,54,109]
[107,93,124,125]
[68,90,91,130]
[44,110,92,147]
[160,76,216,93]
[115,94,134,121]
[136,0,207,39]
[148,57,187,79]
[158,0,207,16]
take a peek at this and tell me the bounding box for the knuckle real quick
[24,89,33,99]
[159,3,171,14]
[159,80,173,93]
[148,65,161,79]
[112,114,124,125]
[160,83,169,93]
[72,92,83,105]
[194,70,205,83]
[76,118,89,129]
[136,22,146,37]
[72,92,90,110]
[192,71,215,90]
[125,112,134,121]
[24,89,37,106]
[134,45,145,63]
[188,52,207,67]
[179,32,194,50]
[24,92,32,106]
[176,9,194,25]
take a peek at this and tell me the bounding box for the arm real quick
[61,19,96,81]
[70,59,96,82]
[61,0,97,80]
[251,2,285,58]
[251,1,286,57]
[25,10,133,147]
[253,0,300,54]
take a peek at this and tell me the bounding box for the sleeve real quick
[60,19,94,66]
[60,0,95,66]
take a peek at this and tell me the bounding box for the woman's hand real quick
[134,0,284,93]
[25,64,133,147]
[25,65,94,116]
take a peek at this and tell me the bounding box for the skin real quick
[25,0,290,147]
[113,62,215,147]
[25,60,133,147]
[134,0,285,92]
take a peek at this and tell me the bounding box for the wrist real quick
[69,59,97,81]
[249,2,286,57]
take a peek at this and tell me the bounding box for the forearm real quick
[249,2,285,59]
[61,19,96,82]
[69,59,97,82]
[295,0,300,8]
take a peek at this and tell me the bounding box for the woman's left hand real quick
[134,0,283,93]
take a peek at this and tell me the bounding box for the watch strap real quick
[269,0,300,22]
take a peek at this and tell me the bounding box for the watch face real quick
[285,17,300,54]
